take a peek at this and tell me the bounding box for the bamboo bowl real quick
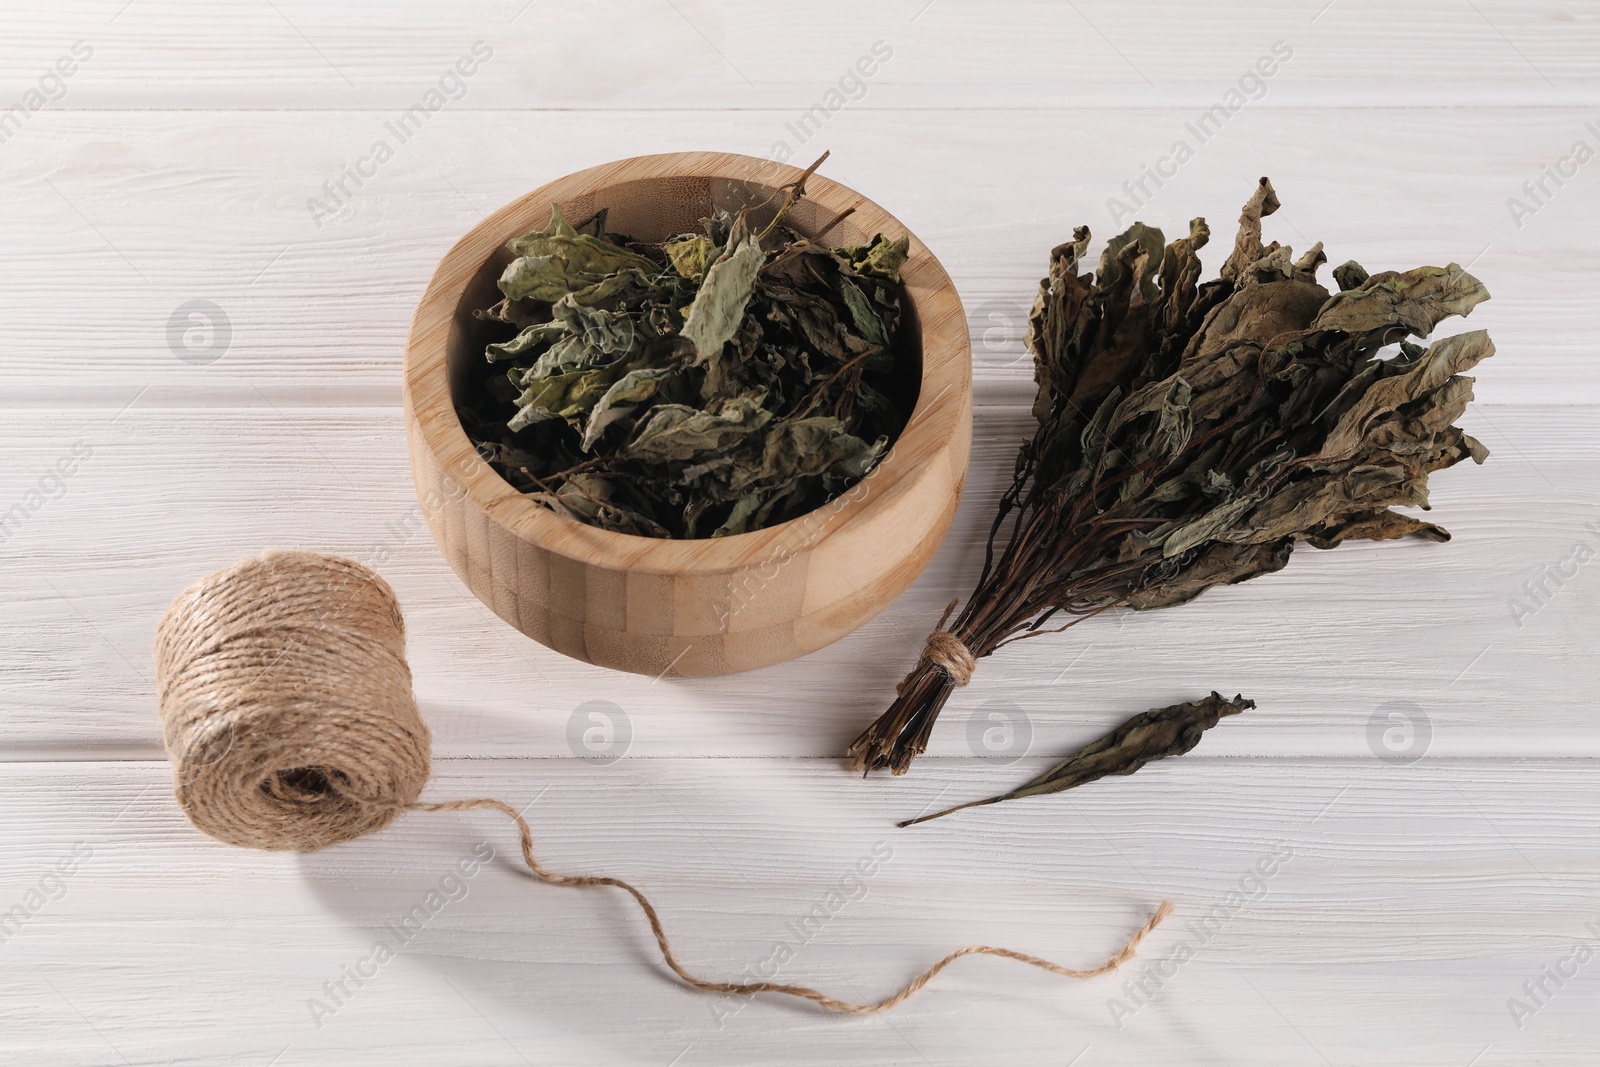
[403,151,971,677]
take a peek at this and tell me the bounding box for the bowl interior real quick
[443,173,925,509]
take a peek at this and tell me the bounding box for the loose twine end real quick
[414,797,1174,1016]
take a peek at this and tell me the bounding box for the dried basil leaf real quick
[837,233,910,282]
[627,396,773,465]
[665,234,716,281]
[682,233,766,362]
[838,277,889,347]
[581,366,674,452]
[498,204,660,303]
[899,693,1252,825]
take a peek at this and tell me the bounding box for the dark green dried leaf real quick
[838,277,890,347]
[626,395,772,465]
[899,693,1253,825]
[527,473,670,538]
[580,366,675,452]
[837,232,910,282]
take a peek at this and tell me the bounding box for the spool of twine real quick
[154,549,1170,1015]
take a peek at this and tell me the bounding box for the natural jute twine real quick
[904,598,976,690]
[154,549,1170,1015]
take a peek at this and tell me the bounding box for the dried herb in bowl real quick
[456,157,915,539]
[850,177,1495,776]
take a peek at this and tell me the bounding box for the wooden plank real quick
[1,404,1591,760]
[1,756,1595,1065]
[0,106,1591,410]
[4,1,1596,110]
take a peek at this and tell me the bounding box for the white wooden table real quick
[4,2,1597,1063]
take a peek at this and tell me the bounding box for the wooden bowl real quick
[403,151,971,677]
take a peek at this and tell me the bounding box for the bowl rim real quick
[403,150,970,577]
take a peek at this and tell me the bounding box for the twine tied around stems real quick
[899,599,977,694]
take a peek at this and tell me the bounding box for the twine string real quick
[155,550,1171,1016]
[410,796,1172,1016]
[921,630,976,686]
[900,598,977,694]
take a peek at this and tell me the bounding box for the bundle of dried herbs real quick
[456,157,914,539]
[850,177,1494,775]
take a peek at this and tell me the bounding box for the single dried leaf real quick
[580,367,674,452]
[900,693,1254,824]
[664,234,717,281]
[837,277,889,347]
[499,204,660,303]
[837,232,911,282]
[681,233,765,361]
[625,396,773,465]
